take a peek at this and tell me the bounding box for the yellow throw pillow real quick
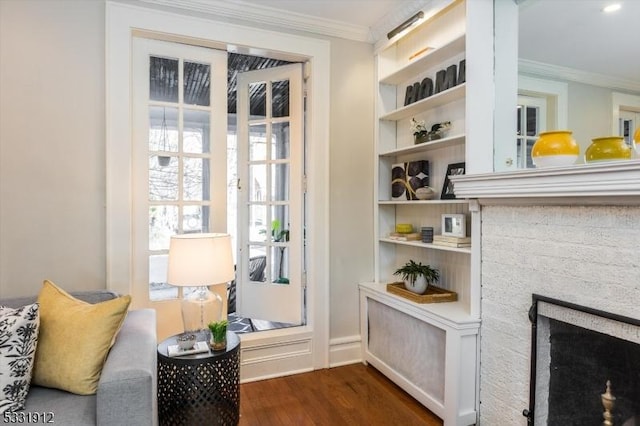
[31,280,131,395]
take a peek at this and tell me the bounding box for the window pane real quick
[183,109,210,154]
[271,205,289,243]
[183,61,210,106]
[149,205,178,250]
[249,124,266,161]
[183,157,210,201]
[249,205,267,242]
[249,164,266,202]
[271,163,289,201]
[271,122,290,160]
[516,105,522,136]
[149,155,178,200]
[526,106,539,136]
[272,79,290,118]
[183,205,209,233]
[149,106,178,152]
[150,56,179,103]
[249,82,266,119]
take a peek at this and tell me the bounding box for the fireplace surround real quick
[526,295,640,425]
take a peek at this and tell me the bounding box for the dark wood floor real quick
[239,363,443,425]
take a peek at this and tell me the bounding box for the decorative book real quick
[167,341,209,357]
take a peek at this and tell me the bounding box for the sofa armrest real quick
[96,309,157,426]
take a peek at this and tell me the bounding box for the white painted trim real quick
[106,0,330,374]
[451,161,640,203]
[519,59,640,93]
[329,335,362,367]
[612,92,640,136]
[518,74,568,130]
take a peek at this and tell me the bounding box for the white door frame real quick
[106,1,330,377]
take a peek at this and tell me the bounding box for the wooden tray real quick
[386,282,458,304]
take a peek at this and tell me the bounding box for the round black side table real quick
[157,331,240,426]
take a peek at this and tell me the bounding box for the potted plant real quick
[393,260,439,294]
[410,118,429,144]
[208,319,228,351]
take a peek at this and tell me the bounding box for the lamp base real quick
[181,286,222,333]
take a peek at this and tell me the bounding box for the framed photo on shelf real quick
[441,213,466,238]
[440,162,465,199]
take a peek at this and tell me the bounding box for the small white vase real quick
[404,275,428,294]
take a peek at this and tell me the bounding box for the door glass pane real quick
[271,163,289,201]
[149,205,178,250]
[183,61,210,106]
[249,205,267,242]
[271,205,289,243]
[183,109,210,154]
[249,124,267,161]
[183,157,210,201]
[249,164,266,202]
[183,205,209,233]
[149,56,178,103]
[271,246,289,284]
[149,156,178,200]
[516,106,522,136]
[526,106,539,136]
[149,254,177,300]
[248,247,267,283]
[149,106,179,152]
[271,122,290,160]
[272,80,290,118]
[249,82,266,119]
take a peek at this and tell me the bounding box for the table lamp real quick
[167,233,234,334]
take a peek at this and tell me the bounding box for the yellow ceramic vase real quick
[531,130,580,168]
[634,128,640,155]
[584,136,631,163]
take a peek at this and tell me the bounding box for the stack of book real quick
[388,232,421,241]
[432,235,471,248]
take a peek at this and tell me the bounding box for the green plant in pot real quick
[208,319,228,351]
[393,260,439,294]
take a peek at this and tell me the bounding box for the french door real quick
[236,64,305,325]
[132,37,228,336]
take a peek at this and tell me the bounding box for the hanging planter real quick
[157,107,171,167]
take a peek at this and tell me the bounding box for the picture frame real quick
[441,162,466,199]
[441,213,466,238]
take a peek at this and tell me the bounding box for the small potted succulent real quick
[208,319,228,351]
[410,118,429,144]
[393,260,439,294]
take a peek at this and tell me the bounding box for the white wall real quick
[0,0,374,347]
[479,204,640,424]
[0,0,106,297]
[567,81,614,156]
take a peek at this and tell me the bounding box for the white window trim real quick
[518,74,568,130]
[105,1,330,370]
[612,92,640,136]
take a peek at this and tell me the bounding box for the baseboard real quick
[329,335,362,367]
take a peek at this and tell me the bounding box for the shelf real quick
[378,199,469,205]
[379,133,465,157]
[379,238,471,254]
[379,35,466,85]
[360,281,479,327]
[379,84,466,121]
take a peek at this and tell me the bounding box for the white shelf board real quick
[378,199,469,205]
[359,281,479,327]
[379,35,466,85]
[379,84,466,121]
[379,237,471,254]
[379,133,465,157]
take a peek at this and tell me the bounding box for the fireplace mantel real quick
[451,161,640,206]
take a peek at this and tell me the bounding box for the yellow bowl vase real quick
[531,130,579,168]
[585,136,631,163]
[634,128,640,155]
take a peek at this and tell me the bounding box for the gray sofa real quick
[1,290,158,425]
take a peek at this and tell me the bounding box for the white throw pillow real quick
[0,303,39,413]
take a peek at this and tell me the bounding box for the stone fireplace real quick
[452,163,640,425]
[527,295,640,425]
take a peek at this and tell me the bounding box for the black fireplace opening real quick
[528,295,640,426]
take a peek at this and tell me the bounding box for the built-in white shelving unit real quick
[360,1,480,425]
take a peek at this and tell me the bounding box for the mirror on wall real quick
[513,0,640,169]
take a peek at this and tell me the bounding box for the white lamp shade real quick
[167,233,235,287]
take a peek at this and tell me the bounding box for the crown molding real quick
[136,0,372,42]
[519,59,640,93]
